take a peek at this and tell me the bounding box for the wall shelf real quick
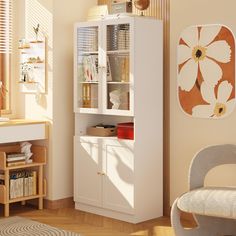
[18,39,47,93]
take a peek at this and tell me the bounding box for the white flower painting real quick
[192,81,235,118]
[178,24,235,118]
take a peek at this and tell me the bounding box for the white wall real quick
[170,0,236,204]
[14,0,96,201]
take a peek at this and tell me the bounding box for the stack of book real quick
[9,170,37,199]
[0,172,4,185]
[6,153,26,167]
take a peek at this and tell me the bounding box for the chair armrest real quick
[189,144,236,190]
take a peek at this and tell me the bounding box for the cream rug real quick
[0,216,80,236]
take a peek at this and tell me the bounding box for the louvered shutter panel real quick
[0,0,12,54]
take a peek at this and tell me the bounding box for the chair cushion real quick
[177,186,236,219]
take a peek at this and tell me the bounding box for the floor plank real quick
[0,204,190,236]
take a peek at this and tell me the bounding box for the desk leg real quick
[38,165,43,210]
[5,170,9,217]
[4,203,9,217]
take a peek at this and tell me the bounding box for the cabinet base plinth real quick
[75,202,162,224]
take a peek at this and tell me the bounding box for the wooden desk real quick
[0,119,48,216]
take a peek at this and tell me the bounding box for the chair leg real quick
[195,215,236,236]
[171,199,212,236]
[171,199,236,236]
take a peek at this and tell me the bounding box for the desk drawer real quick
[0,124,46,143]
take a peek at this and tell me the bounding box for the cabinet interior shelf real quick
[79,108,99,114]
[80,51,99,55]
[107,81,130,84]
[80,81,99,84]
[107,50,130,55]
[82,135,134,141]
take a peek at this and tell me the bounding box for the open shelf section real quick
[0,144,47,216]
[0,145,46,170]
[9,194,46,204]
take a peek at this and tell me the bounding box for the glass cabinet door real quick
[105,23,132,115]
[76,25,100,112]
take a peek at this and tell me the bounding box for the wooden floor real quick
[0,204,191,236]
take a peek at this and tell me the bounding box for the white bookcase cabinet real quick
[74,16,163,223]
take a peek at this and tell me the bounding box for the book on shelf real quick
[7,152,26,158]
[10,170,37,199]
[6,152,26,162]
[7,160,26,167]
[0,171,4,184]
[82,83,98,108]
[82,55,112,82]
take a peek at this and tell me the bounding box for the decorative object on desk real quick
[33,24,40,42]
[134,0,150,15]
[177,24,235,119]
[0,81,9,122]
[87,5,108,21]
[20,142,33,164]
[111,0,132,14]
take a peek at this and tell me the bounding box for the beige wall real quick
[170,0,236,204]
[52,0,96,200]
[13,0,96,200]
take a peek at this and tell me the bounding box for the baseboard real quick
[44,197,74,210]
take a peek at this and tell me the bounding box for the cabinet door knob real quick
[97,172,106,176]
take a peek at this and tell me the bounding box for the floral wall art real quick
[178,24,235,118]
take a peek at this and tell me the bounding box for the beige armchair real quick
[171,144,236,236]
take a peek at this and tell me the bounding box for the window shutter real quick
[0,0,12,54]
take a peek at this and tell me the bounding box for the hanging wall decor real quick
[177,24,235,118]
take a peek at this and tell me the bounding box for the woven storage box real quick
[87,126,117,137]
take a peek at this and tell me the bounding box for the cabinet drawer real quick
[0,124,47,144]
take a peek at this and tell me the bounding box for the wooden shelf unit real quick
[0,144,46,217]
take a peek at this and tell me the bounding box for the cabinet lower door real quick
[74,139,102,207]
[103,144,134,215]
